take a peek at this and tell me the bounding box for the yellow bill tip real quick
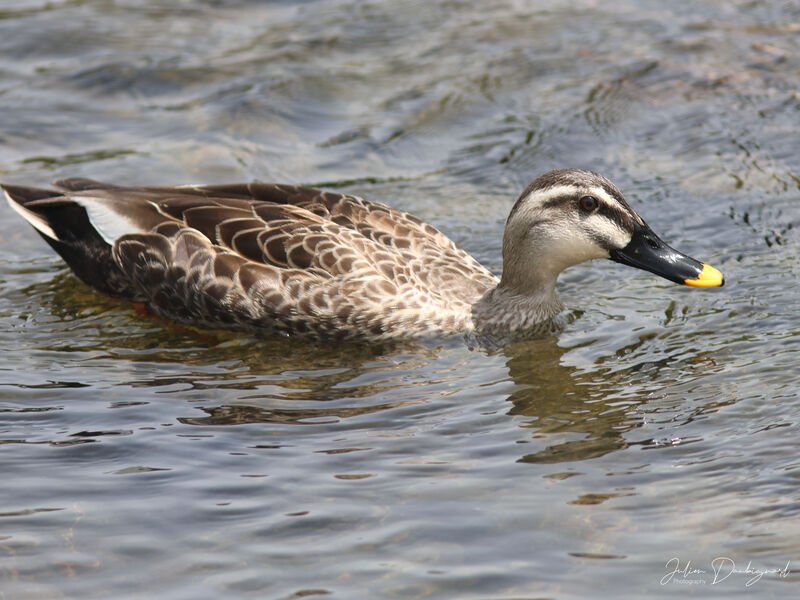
[684,263,724,288]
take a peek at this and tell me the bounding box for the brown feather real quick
[3,178,508,339]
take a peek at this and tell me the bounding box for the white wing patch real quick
[4,188,58,240]
[74,196,150,244]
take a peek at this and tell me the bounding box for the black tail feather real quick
[3,183,139,299]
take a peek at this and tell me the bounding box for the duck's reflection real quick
[501,336,636,463]
[41,273,647,463]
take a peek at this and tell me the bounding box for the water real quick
[1,0,799,598]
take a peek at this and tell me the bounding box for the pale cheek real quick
[532,235,607,275]
[565,237,610,262]
[587,217,632,251]
[609,230,633,250]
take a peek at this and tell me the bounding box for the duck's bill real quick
[609,222,724,287]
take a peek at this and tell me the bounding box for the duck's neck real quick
[470,278,565,335]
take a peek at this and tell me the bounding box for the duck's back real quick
[4,179,498,339]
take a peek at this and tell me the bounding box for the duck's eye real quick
[578,195,599,212]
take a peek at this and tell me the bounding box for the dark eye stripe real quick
[596,201,633,231]
[536,194,633,232]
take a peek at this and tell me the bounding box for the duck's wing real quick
[5,180,497,337]
[130,183,497,295]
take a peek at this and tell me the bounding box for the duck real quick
[2,169,723,340]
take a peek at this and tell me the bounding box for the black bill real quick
[609,222,724,287]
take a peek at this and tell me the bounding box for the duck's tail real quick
[3,181,135,298]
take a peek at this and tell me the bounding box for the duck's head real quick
[500,169,723,296]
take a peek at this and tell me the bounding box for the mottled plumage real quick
[3,170,723,340]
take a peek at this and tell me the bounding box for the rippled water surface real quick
[2,1,800,598]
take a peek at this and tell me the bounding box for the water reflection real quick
[499,337,637,463]
[16,271,655,462]
[12,257,737,472]
[4,0,800,596]
[179,399,421,427]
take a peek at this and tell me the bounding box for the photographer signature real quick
[661,557,791,586]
